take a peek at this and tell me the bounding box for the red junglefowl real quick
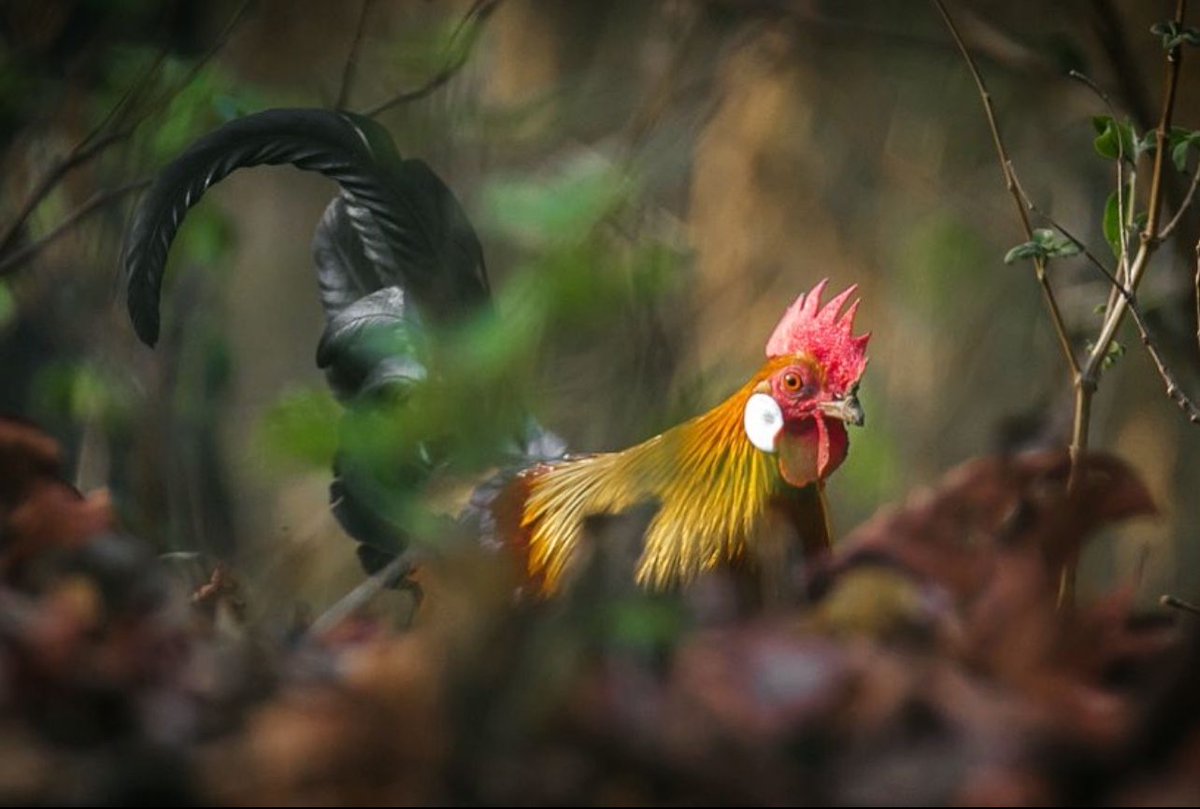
[504,279,868,593]
[123,109,868,595]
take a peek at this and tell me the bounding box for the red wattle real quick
[815,414,831,478]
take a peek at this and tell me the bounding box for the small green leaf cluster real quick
[1150,21,1200,50]
[1003,229,1080,265]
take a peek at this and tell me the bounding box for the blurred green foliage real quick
[259,387,343,469]
[0,282,13,331]
[30,360,133,427]
[265,153,685,551]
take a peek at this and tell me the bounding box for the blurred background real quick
[3,0,1199,617]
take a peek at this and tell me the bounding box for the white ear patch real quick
[743,393,783,453]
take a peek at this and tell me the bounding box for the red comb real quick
[766,279,870,390]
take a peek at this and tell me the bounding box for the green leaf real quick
[1169,129,1200,172]
[0,281,13,329]
[1004,229,1079,264]
[1003,240,1043,264]
[481,154,630,248]
[1086,339,1126,372]
[1101,340,1126,371]
[1139,131,1159,159]
[30,361,131,424]
[1153,21,1200,49]
[1173,138,1191,172]
[1092,116,1138,163]
[1102,190,1124,258]
[258,387,342,469]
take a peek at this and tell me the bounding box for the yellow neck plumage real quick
[522,368,786,593]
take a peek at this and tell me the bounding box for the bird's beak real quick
[818,389,865,427]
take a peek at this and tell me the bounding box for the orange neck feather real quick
[521,361,793,592]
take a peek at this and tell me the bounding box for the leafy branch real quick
[934,0,1196,607]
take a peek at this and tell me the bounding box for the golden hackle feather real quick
[521,358,800,593]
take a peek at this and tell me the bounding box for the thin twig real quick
[1009,168,1126,293]
[362,0,502,117]
[1126,298,1200,424]
[0,129,132,258]
[1011,177,1199,424]
[621,3,701,155]
[1161,593,1200,615]
[141,0,255,120]
[0,0,254,264]
[337,0,375,109]
[306,550,418,639]
[932,0,1079,377]
[1160,164,1200,240]
[0,180,151,277]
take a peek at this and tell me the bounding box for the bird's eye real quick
[783,372,803,392]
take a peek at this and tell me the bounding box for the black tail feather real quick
[123,107,554,574]
[124,108,489,347]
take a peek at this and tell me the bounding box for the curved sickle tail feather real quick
[122,108,529,572]
[124,108,490,348]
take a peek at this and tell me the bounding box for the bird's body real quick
[123,109,870,597]
[488,283,870,594]
[512,368,783,592]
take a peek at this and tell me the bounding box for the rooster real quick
[123,109,868,595]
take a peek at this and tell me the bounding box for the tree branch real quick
[0,0,254,267]
[1059,0,1190,606]
[1008,174,1200,427]
[337,0,375,110]
[1081,0,1187,389]
[1161,593,1200,615]
[305,550,419,639]
[0,180,151,278]
[1159,163,1200,240]
[932,0,1079,377]
[362,0,502,118]
[1126,296,1200,424]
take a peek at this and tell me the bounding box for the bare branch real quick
[1126,297,1200,424]
[1162,593,1200,615]
[306,550,419,639]
[337,0,375,109]
[0,129,132,258]
[362,0,502,118]
[931,0,1079,376]
[1159,164,1200,240]
[0,180,151,278]
[0,0,254,266]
